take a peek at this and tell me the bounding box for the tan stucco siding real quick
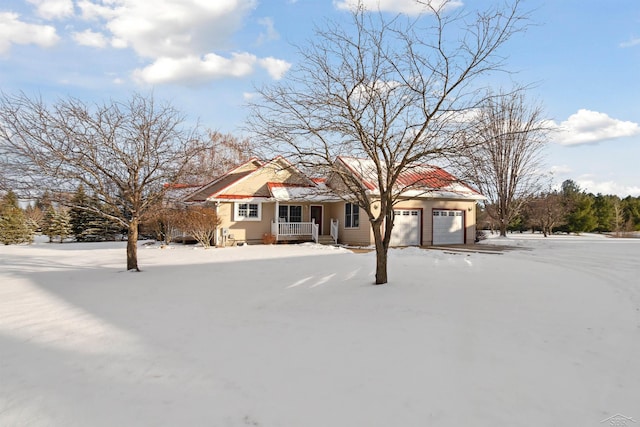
[220,160,311,198]
[420,199,476,245]
[187,161,260,201]
[334,201,374,246]
[331,198,477,246]
[217,201,276,245]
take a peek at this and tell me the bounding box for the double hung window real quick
[345,203,359,228]
[279,205,302,222]
[235,202,261,221]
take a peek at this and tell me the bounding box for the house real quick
[181,156,484,247]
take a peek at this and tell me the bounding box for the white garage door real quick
[433,210,464,245]
[390,209,421,246]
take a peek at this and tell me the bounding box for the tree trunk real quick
[372,222,388,285]
[374,246,388,284]
[127,217,139,271]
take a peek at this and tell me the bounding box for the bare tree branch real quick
[247,0,528,284]
[455,88,549,236]
[0,92,205,271]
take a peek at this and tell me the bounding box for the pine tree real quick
[0,191,34,245]
[35,191,54,234]
[565,193,597,234]
[622,196,640,231]
[42,205,57,242]
[593,194,617,233]
[76,194,119,241]
[70,185,93,241]
[50,209,72,243]
[559,180,597,234]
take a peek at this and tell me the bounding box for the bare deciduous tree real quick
[457,89,548,237]
[0,92,205,271]
[179,204,220,249]
[142,203,184,244]
[526,190,565,237]
[247,0,528,284]
[181,131,256,184]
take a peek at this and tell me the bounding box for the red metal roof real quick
[337,156,481,195]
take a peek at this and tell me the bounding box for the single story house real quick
[182,156,484,247]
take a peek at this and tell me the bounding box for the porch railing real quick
[330,219,339,244]
[272,220,318,243]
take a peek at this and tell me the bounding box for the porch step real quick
[317,235,337,245]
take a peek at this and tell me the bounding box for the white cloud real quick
[71,0,287,84]
[333,0,462,15]
[243,92,258,100]
[27,0,74,20]
[132,52,257,84]
[72,29,108,48]
[551,109,640,146]
[258,57,291,80]
[620,37,640,48]
[77,0,119,21]
[92,0,257,59]
[256,17,279,45]
[0,12,59,54]
[575,178,640,198]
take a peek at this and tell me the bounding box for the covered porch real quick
[267,182,341,244]
[271,217,339,244]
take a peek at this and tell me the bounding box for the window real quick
[278,205,302,222]
[235,202,261,221]
[345,203,360,228]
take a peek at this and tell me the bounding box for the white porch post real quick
[213,201,220,247]
[274,200,280,239]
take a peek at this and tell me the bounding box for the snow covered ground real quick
[1,234,639,427]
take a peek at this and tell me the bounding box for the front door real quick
[310,205,323,235]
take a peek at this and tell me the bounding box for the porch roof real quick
[267,182,341,202]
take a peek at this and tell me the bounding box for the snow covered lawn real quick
[1,235,639,426]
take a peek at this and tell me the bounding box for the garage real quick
[390,209,421,246]
[432,210,464,245]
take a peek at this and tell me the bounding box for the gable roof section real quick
[336,156,484,200]
[183,158,263,202]
[185,156,325,202]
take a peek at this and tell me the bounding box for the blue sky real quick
[1,0,639,196]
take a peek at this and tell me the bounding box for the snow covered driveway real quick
[1,236,639,426]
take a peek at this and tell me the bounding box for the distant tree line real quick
[0,186,121,245]
[1,182,225,248]
[478,179,640,237]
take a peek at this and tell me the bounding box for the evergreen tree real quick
[558,180,596,234]
[621,196,640,231]
[35,191,54,233]
[70,185,93,241]
[42,205,57,242]
[566,193,597,234]
[35,190,53,212]
[593,194,617,233]
[50,209,72,243]
[77,194,119,241]
[0,191,34,245]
